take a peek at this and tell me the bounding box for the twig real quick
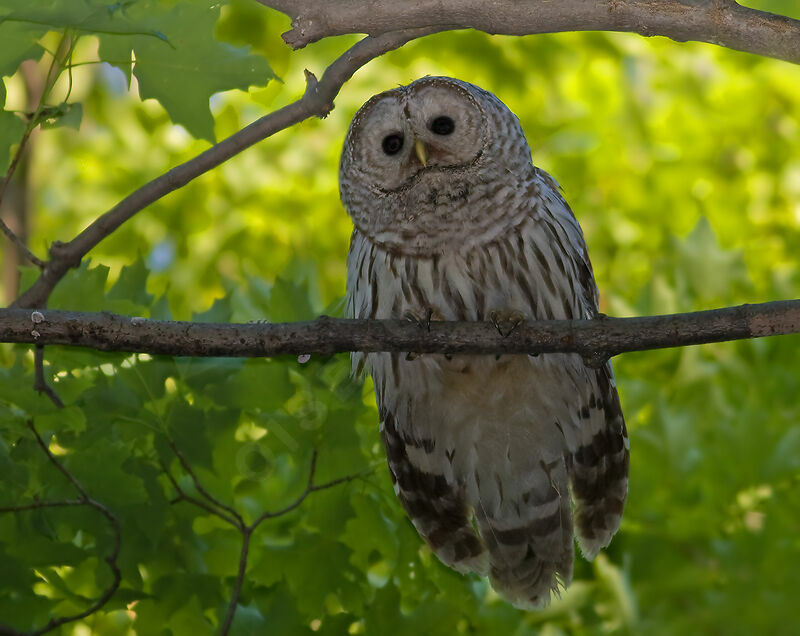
[220,528,252,636]
[220,451,366,635]
[0,32,76,272]
[161,442,363,635]
[163,467,241,528]
[261,0,800,65]
[166,439,244,528]
[0,126,45,270]
[33,345,63,408]
[12,28,432,310]
[0,300,798,359]
[0,421,121,636]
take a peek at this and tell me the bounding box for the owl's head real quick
[340,77,535,254]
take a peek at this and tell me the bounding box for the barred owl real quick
[340,77,628,609]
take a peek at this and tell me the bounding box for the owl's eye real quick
[382,133,404,155]
[430,116,455,135]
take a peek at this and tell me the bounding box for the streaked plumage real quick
[340,77,628,609]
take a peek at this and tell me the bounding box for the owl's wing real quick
[381,403,490,576]
[535,168,629,558]
[346,229,491,576]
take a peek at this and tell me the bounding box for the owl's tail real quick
[569,363,629,559]
[380,410,490,576]
[474,459,574,610]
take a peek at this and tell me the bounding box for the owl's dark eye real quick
[430,116,455,135]
[382,133,404,155]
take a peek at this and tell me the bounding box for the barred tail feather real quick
[475,459,574,609]
[380,410,489,575]
[569,363,630,558]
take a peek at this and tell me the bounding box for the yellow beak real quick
[414,139,429,167]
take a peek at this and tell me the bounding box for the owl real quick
[340,77,629,609]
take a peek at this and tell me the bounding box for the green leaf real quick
[128,0,274,142]
[38,102,82,130]
[64,438,148,505]
[0,21,44,79]
[36,405,86,435]
[205,359,293,410]
[166,401,214,470]
[193,295,233,323]
[263,277,316,322]
[340,492,399,586]
[48,260,109,311]
[107,255,154,307]
[0,109,25,172]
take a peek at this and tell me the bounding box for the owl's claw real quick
[405,308,433,332]
[582,351,609,369]
[489,310,525,338]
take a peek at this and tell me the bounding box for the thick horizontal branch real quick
[12,28,431,310]
[261,0,800,64]
[1,300,798,360]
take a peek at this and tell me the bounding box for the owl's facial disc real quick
[343,80,488,194]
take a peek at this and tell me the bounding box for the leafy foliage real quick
[1,0,800,633]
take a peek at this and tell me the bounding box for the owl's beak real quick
[414,139,429,167]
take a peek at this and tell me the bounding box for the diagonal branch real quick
[0,301,797,360]
[261,0,800,65]
[12,28,433,310]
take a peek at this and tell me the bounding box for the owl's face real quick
[340,77,534,254]
[341,78,488,192]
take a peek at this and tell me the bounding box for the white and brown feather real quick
[341,77,628,609]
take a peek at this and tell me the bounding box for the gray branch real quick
[3,300,798,360]
[260,0,800,64]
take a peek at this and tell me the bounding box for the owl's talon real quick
[405,308,433,332]
[582,351,608,369]
[489,310,525,338]
[406,352,418,361]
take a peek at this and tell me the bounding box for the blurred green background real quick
[1,0,799,634]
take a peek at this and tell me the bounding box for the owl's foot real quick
[582,351,609,369]
[489,310,525,338]
[404,308,434,332]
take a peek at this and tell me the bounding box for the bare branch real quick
[163,466,242,528]
[221,527,253,636]
[166,438,245,528]
[220,451,364,635]
[0,421,121,636]
[12,28,432,310]
[0,126,46,270]
[160,446,362,635]
[0,301,797,360]
[33,345,63,408]
[261,0,800,64]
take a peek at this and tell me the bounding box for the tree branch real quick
[0,301,797,361]
[0,421,121,636]
[161,445,362,636]
[12,28,432,310]
[220,451,367,635]
[0,126,45,270]
[261,0,800,65]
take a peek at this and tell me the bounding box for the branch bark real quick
[2,300,798,360]
[261,0,800,65]
[12,28,432,310]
